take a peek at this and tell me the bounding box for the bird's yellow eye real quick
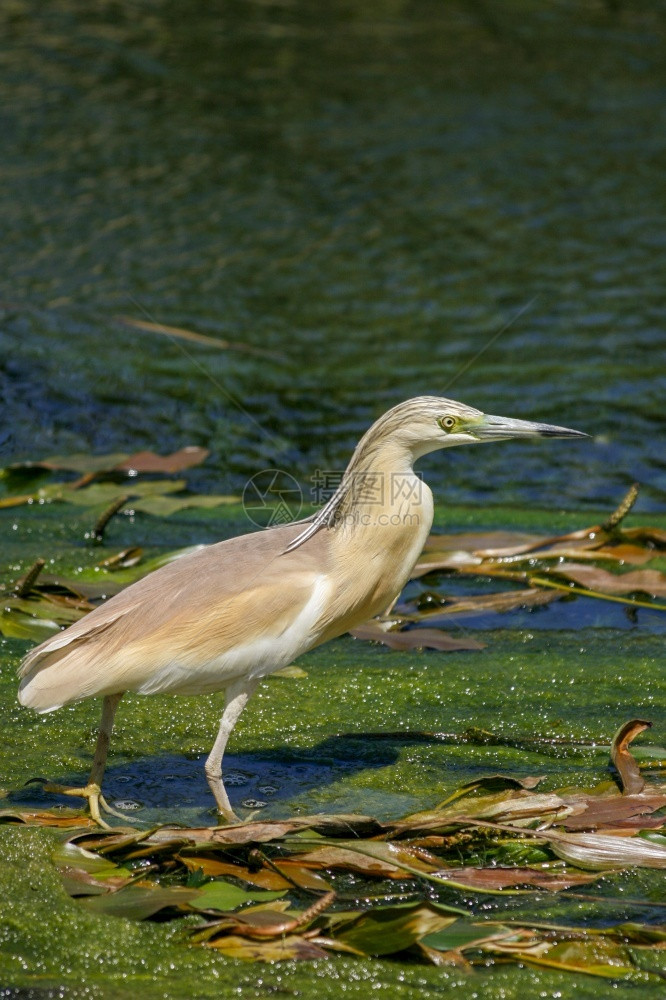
[439,416,457,431]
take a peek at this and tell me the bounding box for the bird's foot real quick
[215,805,242,826]
[33,779,133,828]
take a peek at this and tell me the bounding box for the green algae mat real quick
[1,461,665,999]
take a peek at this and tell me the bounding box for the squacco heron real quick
[18,397,586,826]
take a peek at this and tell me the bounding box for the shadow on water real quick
[8,728,617,826]
[9,733,411,825]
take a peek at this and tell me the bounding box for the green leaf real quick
[130,493,239,516]
[206,933,328,961]
[631,746,666,764]
[422,920,509,952]
[336,904,457,956]
[80,884,200,920]
[53,842,133,879]
[188,880,287,912]
[521,939,636,977]
[5,453,131,475]
[270,665,308,679]
[0,607,60,640]
[95,545,205,585]
[62,480,187,507]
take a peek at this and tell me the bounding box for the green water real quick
[1,0,666,996]
[1,1,665,508]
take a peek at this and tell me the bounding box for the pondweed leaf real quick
[336,904,457,956]
[188,881,287,912]
[80,884,200,919]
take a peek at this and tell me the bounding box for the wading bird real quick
[18,397,586,826]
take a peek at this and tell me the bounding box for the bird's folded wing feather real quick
[18,524,331,710]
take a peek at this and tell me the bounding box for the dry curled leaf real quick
[547,832,666,871]
[611,719,651,795]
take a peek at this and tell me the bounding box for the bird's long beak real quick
[473,413,589,441]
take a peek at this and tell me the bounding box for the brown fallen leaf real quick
[476,526,612,557]
[178,855,292,890]
[560,791,666,831]
[411,551,484,576]
[0,808,96,828]
[213,907,306,939]
[611,720,652,795]
[421,531,546,553]
[431,866,598,891]
[4,447,210,477]
[551,564,666,598]
[269,861,333,892]
[205,932,329,961]
[623,526,666,548]
[460,820,666,871]
[115,447,210,474]
[405,589,559,618]
[294,843,439,879]
[71,816,384,856]
[396,790,570,832]
[549,544,653,566]
[481,544,653,566]
[547,830,666,870]
[350,622,485,651]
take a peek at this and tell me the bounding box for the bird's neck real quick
[312,440,434,634]
[330,439,426,529]
[284,430,433,557]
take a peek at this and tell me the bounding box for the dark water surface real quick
[1,0,665,510]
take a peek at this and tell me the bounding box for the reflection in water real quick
[1,2,664,509]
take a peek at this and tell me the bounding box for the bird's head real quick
[286,395,588,551]
[377,396,588,459]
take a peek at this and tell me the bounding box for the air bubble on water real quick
[225,772,251,786]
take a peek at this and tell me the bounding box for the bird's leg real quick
[43,692,126,828]
[205,678,259,824]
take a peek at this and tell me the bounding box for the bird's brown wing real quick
[18,522,330,710]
